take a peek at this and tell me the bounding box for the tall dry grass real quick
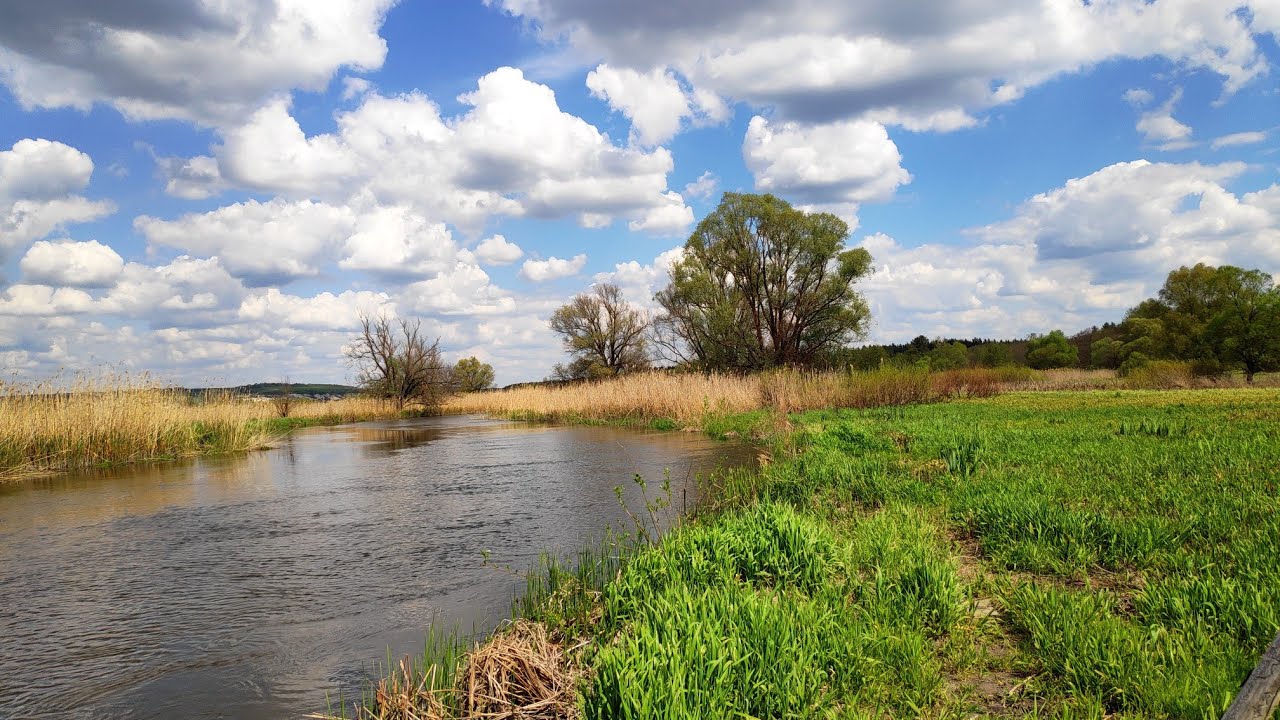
[0,374,398,478]
[447,365,1280,429]
[446,372,761,425]
[448,367,1042,425]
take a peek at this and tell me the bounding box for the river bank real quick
[0,379,416,479]
[334,387,1280,718]
[0,417,752,719]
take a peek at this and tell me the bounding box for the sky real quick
[0,1,1278,387]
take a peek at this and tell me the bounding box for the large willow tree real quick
[654,192,873,371]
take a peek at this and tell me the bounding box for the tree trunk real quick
[1222,632,1280,720]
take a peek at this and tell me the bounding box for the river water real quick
[0,415,753,719]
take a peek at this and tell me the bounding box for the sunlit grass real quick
[346,386,1280,718]
[0,373,400,477]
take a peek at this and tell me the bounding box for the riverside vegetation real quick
[0,374,414,478]
[323,374,1280,720]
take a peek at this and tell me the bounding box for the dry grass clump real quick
[445,372,759,425]
[315,620,580,720]
[0,373,398,477]
[459,620,579,719]
[452,367,978,424]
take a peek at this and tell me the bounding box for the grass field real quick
[336,387,1280,719]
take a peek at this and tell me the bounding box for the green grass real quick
[583,389,1280,718]
[343,388,1280,719]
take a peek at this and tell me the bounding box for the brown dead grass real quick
[459,620,580,720]
[447,367,1020,424]
[446,372,759,425]
[0,373,400,477]
[310,620,580,720]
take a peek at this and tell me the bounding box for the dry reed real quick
[449,367,991,424]
[446,372,760,425]
[0,374,399,478]
[311,620,580,720]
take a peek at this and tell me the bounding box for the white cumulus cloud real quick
[0,138,114,256]
[743,115,910,220]
[475,235,525,265]
[0,0,396,125]
[19,239,124,288]
[520,254,588,282]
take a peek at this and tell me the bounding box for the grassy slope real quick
[521,389,1280,719]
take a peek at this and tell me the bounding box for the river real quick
[0,415,753,719]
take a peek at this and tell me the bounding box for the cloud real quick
[475,235,525,265]
[135,199,357,286]
[743,115,910,220]
[1123,88,1154,106]
[1211,130,1269,150]
[338,206,473,279]
[0,0,396,125]
[342,76,373,101]
[520,254,587,282]
[213,67,691,233]
[0,284,96,316]
[495,0,1273,132]
[627,191,694,234]
[850,158,1280,342]
[19,239,125,288]
[156,154,226,199]
[593,246,685,309]
[0,139,115,256]
[1134,89,1194,151]
[586,64,728,146]
[683,171,719,201]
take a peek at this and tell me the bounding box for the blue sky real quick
[1,1,1278,385]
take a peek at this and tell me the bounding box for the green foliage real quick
[452,356,495,392]
[1117,263,1280,382]
[974,342,1014,368]
[1090,337,1123,369]
[927,340,969,371]
[1201,266,1280,382]
[654,192,873,371]
[1026,329,1079,369]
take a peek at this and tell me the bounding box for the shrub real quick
[1124,360,1194,389]
[844,366,933,408]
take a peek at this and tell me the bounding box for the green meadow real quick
[334,388,1280,719]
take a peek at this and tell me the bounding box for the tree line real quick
[344,191,1278,402]
[547,192,1278,383]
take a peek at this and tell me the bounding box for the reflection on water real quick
[0,415,753,720]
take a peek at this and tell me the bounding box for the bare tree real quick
[549,284,650,380]
[272,377,293,418]
[345,313,454,411]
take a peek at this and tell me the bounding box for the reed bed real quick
[0,375,398,478]
[446,367,1054,425]
[445,372,760,425]
[449,365,1280,430]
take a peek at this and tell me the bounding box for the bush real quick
[1118,351,1150,377]
[1026,330,1079,369]
[1123,360,1194,389]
